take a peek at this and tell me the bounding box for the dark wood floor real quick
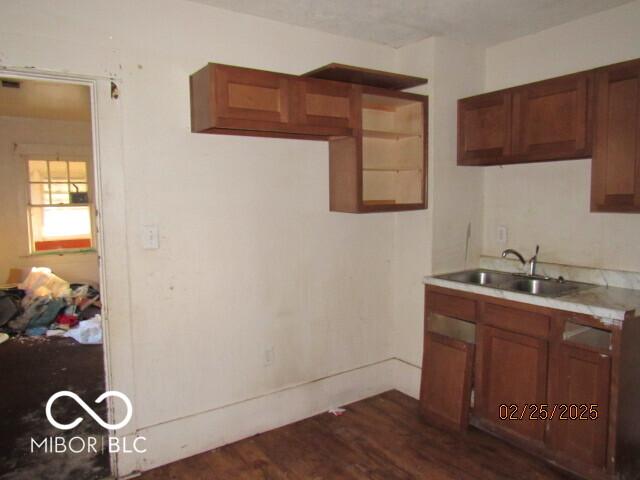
[140,390,576,480]
[0,336,110,480]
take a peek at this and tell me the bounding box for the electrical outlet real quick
[142,225,159,250]
[264,347,275,367]
[497,225,508,244]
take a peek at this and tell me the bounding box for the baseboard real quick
[392,357,421,399]
[115,358,397,477]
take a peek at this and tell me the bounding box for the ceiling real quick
[190,0,634,48]
[0,78,91,122]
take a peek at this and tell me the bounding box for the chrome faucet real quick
[501,248,526,266]
[502,245,540,276]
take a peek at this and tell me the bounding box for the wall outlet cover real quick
[497,225,508,244]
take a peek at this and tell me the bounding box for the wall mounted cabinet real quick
[330,88,428,213]
[458,72,593,166]
[591,59,640,212]
[190,63,428,213]
[458,57,640,213]
[190,63,355,139]
[457,91,512,165]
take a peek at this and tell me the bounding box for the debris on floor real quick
[0,267,102,345]
[0,332,8,346]
[64,315,103,345]
[328,407,347,416]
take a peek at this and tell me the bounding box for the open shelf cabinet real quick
[330,88,428,213]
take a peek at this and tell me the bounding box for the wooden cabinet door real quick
[591,60,640,212]
[550,344,610,468]
[511,72,593,162]
[458,91,512,165]
[477,326,548,442]
[420,331,474,432]
[294,78,357,133]
[214,64,290,126]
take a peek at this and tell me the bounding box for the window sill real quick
[22,248,97,258]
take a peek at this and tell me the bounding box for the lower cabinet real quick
[420,314,475,431]
[549,343,611,469]
[476,325,548,443]
[420,285,636,480]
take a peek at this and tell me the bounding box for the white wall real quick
[391,38,485,392]
[0,116,98,284]
[482,0,640,272]
[1,0,404,475]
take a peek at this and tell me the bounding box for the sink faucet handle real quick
[528,245,540,276]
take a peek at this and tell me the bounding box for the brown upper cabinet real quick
[190,63,356,139]
[591,59,640,212]
[458,57,640,213]
[511,72,593,162]
[190,63,429,213]
[293,77,358,133]
[330,88,428,213]
[191,64,291,135]
[458,72,593,166]
[458,91,512,165]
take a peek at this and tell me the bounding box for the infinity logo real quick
[45,391,133,431]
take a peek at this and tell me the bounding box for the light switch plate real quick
[142,225,159,250]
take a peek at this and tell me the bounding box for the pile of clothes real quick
[0,267,102,344]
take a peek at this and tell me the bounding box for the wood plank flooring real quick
[140,390,576,479]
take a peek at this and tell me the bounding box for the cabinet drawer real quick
[483,302,549,338]
[426,290,476,322]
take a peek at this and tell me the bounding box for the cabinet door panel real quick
[478,326,548,442]
[550,345,610,468]
[458,92,512,165]
[295,78,357,132]
[215,65,290,124]
[420,331,474,431]
[512,73,592,161]
[591,60,640,212]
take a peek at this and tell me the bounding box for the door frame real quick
[0,66,133,478]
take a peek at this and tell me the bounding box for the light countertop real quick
[423,274,640,325]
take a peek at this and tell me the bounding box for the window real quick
[27,159,93,253]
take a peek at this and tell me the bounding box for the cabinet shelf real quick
[362,129,422,140]
[363,167,423,172]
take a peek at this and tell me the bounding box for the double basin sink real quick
[436,269,596,298]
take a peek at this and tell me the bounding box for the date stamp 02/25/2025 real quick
[498,404,599,421]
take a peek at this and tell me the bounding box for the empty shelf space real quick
[427,313,476,344]
[563,321,612,351]
[363,166,423,172]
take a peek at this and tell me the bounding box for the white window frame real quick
[16,143,96,255]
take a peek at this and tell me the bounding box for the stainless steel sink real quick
[440,270,513,286]
[509,278,578,296]
[435,269,595,298]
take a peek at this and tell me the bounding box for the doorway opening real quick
[0,75,110,480]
